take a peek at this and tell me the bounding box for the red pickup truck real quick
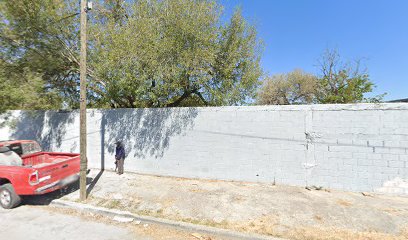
[0,140,80,209]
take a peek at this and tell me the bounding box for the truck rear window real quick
[8,143,23,156]
[22,142,42,155]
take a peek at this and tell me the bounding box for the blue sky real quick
[220,0,408,100]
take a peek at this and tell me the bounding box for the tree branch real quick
[166,91,191,107]
[193,90,209,106]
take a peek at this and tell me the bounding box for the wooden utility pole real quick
[79,0,88,201]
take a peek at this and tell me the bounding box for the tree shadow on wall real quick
[10,110,76,151]
[100,107,198,159]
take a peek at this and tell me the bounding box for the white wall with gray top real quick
[1,103,407,195]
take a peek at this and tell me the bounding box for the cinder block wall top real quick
[1,103,407,195]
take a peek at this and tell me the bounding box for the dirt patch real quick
[62,170,408,240]
[313,215,323,222]
[285,226,408,240]
[336,199,353,207]
[190,188,208,193]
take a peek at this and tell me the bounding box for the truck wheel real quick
[0,183,21,209]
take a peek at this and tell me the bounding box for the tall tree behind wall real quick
[256,49,385,105]
[315,49,385,104]
[0,0,263,110]
[0,0,80,110]
[91,0,263,108]
[257,69,317,105]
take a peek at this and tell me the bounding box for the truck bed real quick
[0,152,80,195]
[22,152,79,168]
[1,141,81,199]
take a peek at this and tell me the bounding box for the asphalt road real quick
[0,204,224,240]
[0,205,139,240]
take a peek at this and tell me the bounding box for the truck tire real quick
[0,183,21,209]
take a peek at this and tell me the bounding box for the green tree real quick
[257,69,317,105]
[90,0,263,108]
[0,0,82,109]
[0,62,61,113]
[1,0,263,110]
[315,49,385,104]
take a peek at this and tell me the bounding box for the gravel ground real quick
[60,170,408,240]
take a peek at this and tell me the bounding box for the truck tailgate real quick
[36,154,79,177]
[17,153,80,195]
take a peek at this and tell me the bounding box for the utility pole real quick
[79,0,88,201]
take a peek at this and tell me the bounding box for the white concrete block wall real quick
[1,103,407,195]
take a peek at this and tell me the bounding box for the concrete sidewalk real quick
[61,170,408,240]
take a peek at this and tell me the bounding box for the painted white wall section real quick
[1,103,407,195]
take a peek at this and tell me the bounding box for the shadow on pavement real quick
[21,177,93,206]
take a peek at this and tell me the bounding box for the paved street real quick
[0,205,221,240]
[0,205,138,240]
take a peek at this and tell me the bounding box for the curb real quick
[50,199,284,240]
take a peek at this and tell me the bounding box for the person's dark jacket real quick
[115,145,125,160]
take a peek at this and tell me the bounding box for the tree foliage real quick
[257,49,385,105]
[0,0,81,109]
[257,69,317,105]
[315,49,384,104]
[0,63,61,113]
[0,0,263,111]
[91,0,263,108]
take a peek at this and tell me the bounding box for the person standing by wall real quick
[115,141,125,175]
